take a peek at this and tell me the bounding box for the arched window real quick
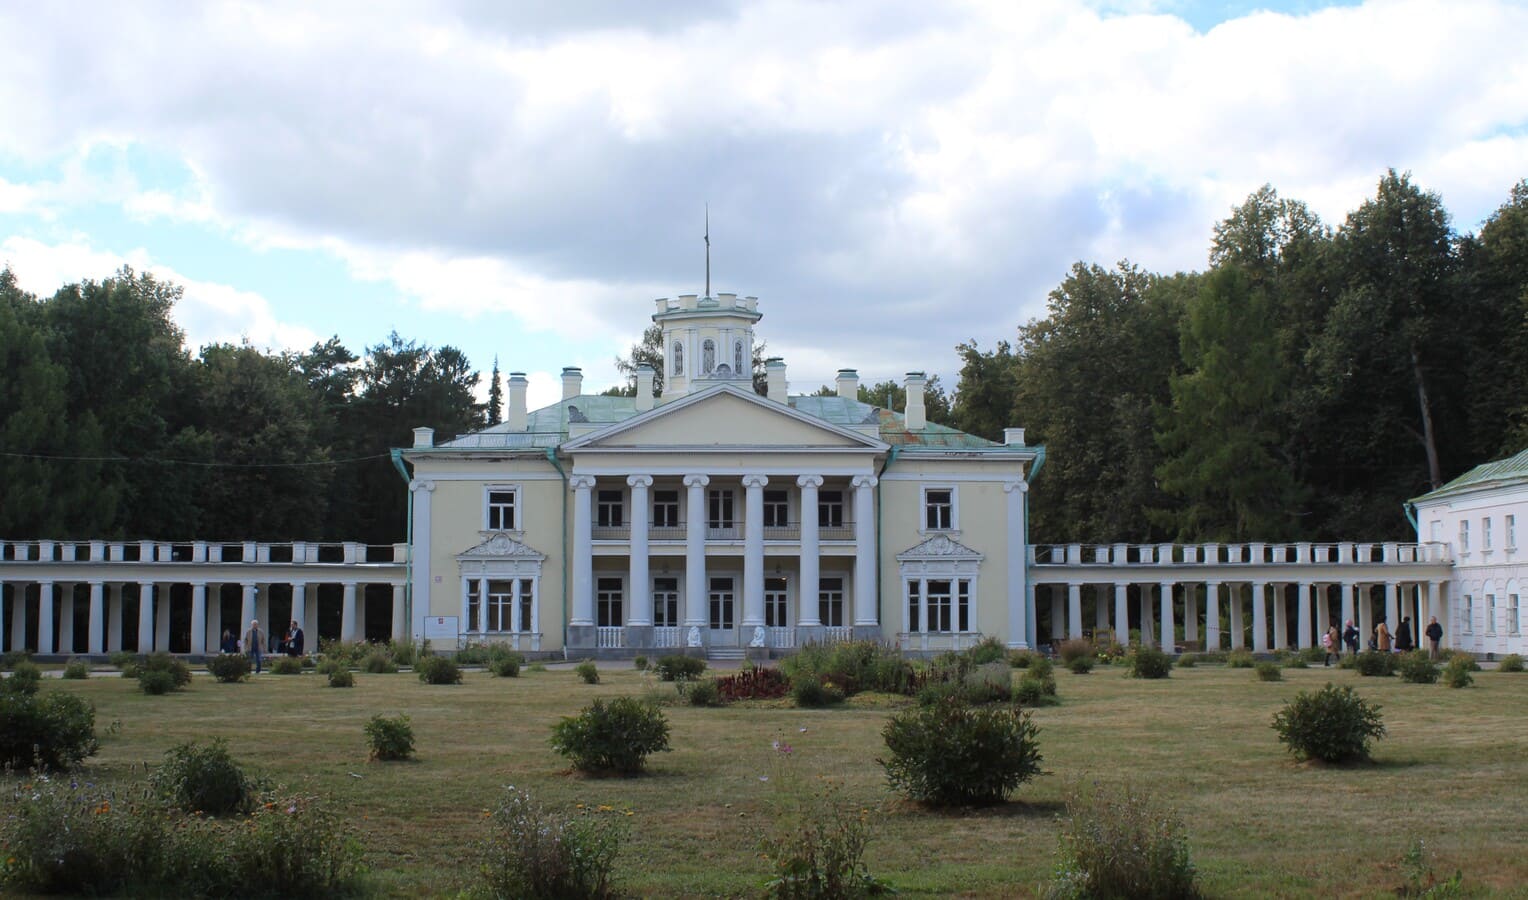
[702,339,716,374]
[672,342,683,376]
[734,340,744,374]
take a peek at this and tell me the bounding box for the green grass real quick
[12,663,1528,897]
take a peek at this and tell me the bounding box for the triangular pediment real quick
[897,534,984,562]
[564,384,887,452]
[456,533,546,561]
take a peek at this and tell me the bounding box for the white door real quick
[708,575,736,644]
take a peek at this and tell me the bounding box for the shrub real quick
[880,699,1043,806]
[959,661,1016,704]
[416,655,462,685]
[269,656,304,675]
[475,787,622,900]
[1355,650,1397,677]
[1046,782,1200,900]
[490,654,523,677]
[791,677,845,708]
[966,635,1009,664]
[385,638,422,668]
[62,658,91,679]
[151,738,258,815]
[1443,656,1474,689]
[366,714,415,760]
[1283,655,1309,669]
[1255,662,1283,682]
[361,650,398,674]
[3,660,43,694]
[575,660,601,684]
[654,654,707,682]
[1127,648,1172,679]
[632,655,649,671]
[318,638,370,667]
[1176,653,1198,668]
[1016,675,1060,707]
[1057,639,1094,665]
[1067,656,1095,675]
[316,657,345,676]
[1028,655,1056,682]
[1008,649,1036,669]
[760,771,881,900]
[139,669,179,695]
[137,652,192,689]
[207,653,252,683]
[780,640,914,696]
[1272,683,1385,763]
[716,666,790,701]
[1500,653,1525,673]
[0,689,98,771]
[1397,651,1440,684]
[685,678,721,707]
[328,669,355,688]
[1445,650,1480,670]
[1227,650,1255,669]
[1336,654,1359,670]
[550,697,670,774]
[108,650,138,669]
[0,649,33,669]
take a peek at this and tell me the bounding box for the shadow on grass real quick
[888,797,1066,819]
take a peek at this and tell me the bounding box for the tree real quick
[1465,179,1528,455]
[487,356,503,425]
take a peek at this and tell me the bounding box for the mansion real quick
[1,290,1524,660]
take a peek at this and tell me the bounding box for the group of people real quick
[217,619,305,674]
[1322,616,1445,665]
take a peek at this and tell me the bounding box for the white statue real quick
[749,626,767,648]
[686,625,702,647]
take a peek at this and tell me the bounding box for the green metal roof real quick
[434,391,1011,452]
[1412,447,1528,503]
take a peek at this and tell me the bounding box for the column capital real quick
[87,578,105,587]
[682,473,710,488]
[188,580,208,588]
[741,474,769,489]
[409,479,436,493]
[850,474,878,489]
[570,474,598,490]
[796,474,824,489]
[626,474,654,488]
[1003,479,1029,494]
[1204,580,1221,588]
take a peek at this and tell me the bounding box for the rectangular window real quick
[927,579,953,631]
[487,579,516,631]
[958,579,971,632]
[1508,515,1517,549]
[819,576,845,627]
[487,489,517,530]
[1510,594,1521,636]
[1429,520,1442,542]
[1484,517,1493,550]
[652,577,679,627]
[709,576,735,630]
[708,489,735,529]
[517,579,534,632]
[905,581,919,632]
[597,490,624,528]
[763,489,789,528]
[765,576,789,627]
[924,488,954,531]
[1486,594,1497,635]
[1463,595,1474,633]
[819,490,845,528]
[597,577,623,627]
[1459,520,1470,553]
[653,490,680,528]
[465,580,480,632]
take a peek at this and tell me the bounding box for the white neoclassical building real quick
[401,292,1041,657]
[1411,448,1528,656]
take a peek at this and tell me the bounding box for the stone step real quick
[707,647,746,661]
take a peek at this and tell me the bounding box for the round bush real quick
[1272,683,1385,763]
[1255,661,1283,682]
[654,654,707,682]
[151,738,256,815]
[206,654,252,683]
[3,660,44,695]
[1049,783,1200,900]
[1127,648,1172,679]
[1226,650,1255,669]
[0,689,98,771]
[550,697,670,775]
[633,655,649,671]
[328,668,355,688]
[1499,653,1525,673]
[416,655,462,685]
[490,656,522,678]
[269,656,304,675]
[366,714,415,760]
[880,699,1043,805]
[138,669,178,695]
[1176,653,1198,668]
[62,658,91,680]
[1067,656,1095,675]
[685,678,721,707]
[361,650,398,674]
[1282,656,1309,669]
[1354,651,1396,677]
[1396,651,1439,684]
[791,677,845,708]
[1057,639,1094,665]
[1443,656,1474,689]
[575,660,600,684]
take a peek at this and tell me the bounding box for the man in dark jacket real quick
[1394,617,1414,652]
[286,620,305,657]
[1342,620,1360,657]
[1425,616,1444,660]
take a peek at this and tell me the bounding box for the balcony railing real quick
[596,626,625,648]
[0,539,407,565]
[653,626,683,648]
[590,522,859,543]
[1028,541,1453,566]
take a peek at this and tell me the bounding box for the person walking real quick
[1376,620,1392,652]
[1343,619,1360,657]
[1323,625,1340,666]
[1395,617,1414,653]
[285,619,305,658]
[242,619,266,674]
[1426,616,1444,660]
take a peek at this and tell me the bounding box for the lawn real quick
[12,660,1528,897]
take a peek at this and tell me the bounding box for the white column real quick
[409,479,436,640]
[11,584,27,653]
[137,582,155,652]
[37,580,55,654]
[208,584,223,650]
[1141,588,1155,648]
[88,581,105,654]
[391,583,406,641]
[1384,580,1399,627]
[108,583,123,652]
[255,586,270,637]
[851,474,878,628]
[1159,582,1176,651]
[304,586,319,649]
[570,474,597,627]
[1183,584,1198,645]
[1272,584,1288,649]
[627,475,653,626]
[1067,583,1082,640]
[240,582,257,636]
[1095,585,1109,634]
[155,584,171,652]
[1229,583,1244,650]
[1114,583,1129,647]
[1341,581,1356,632]
[799,476,824,628]
[1050,585,1064,640]
[58,585,75,653]
[1357,584,1373,645]
[1297,582,1313,649]
[291,583,307,634]
[683,474,710,628]
[1251,581,1268,653]
[1025,580,1038,649]
[742,474,768,629]
[1316,585,1330,636]
[1003,480,1028,648]
[190,582,208,655]
[1205,582,1221,650]
[341,582,358,641]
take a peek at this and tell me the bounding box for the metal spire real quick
[704,204,711,298]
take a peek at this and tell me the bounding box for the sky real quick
[2,0,1525,412]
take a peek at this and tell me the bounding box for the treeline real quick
[0,267,487,543]
[945,172,1528,544]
